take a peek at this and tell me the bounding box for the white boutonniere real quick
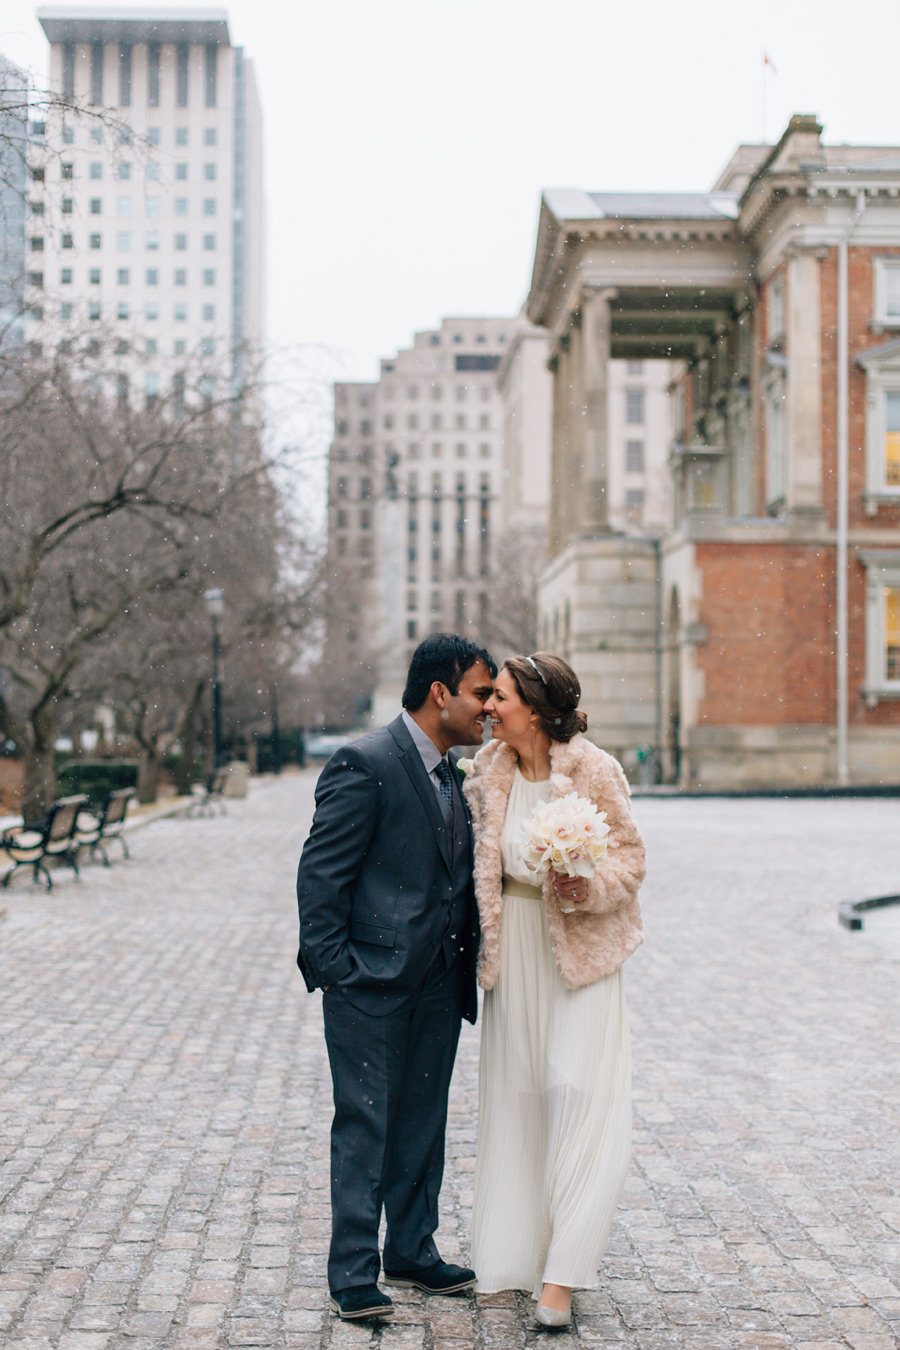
[456,757,475,779]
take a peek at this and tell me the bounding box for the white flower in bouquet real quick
[520,792,610,911]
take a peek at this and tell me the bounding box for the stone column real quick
[785,247,826,522]
[580,285,616,534]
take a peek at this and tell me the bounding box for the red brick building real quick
[527,115,900,787]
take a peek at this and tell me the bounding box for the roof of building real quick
[542,187,739,223]
[37,6,231,45]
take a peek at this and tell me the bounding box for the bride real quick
[462,652,645,1326]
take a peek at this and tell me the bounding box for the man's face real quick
[441,659,494,746]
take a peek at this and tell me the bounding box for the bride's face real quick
[483,668,534,746]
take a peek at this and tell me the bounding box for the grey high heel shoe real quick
[535,1303,572,1327]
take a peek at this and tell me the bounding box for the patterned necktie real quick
[434,759,454,808]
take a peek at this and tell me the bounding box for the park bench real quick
[75,787,136,865]
[186,766,229,818]
[0,794,89,891]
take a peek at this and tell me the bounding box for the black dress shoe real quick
[382,1259,476,1294]
[329,1284,394,1319]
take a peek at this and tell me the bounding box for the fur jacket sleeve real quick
[462,734,645,991]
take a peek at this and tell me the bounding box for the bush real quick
[56,759,139,808]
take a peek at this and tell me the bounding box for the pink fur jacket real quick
[462,735,646,990]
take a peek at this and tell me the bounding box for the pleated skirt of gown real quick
[471,889,632,1298]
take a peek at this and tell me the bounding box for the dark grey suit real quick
[296,715,478,1290]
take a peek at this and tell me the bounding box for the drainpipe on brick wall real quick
[836,189,867,785]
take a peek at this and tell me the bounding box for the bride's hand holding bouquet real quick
[520,792,610,913]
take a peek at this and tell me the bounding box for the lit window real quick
[858,346,900,509]
[860,552,900,699]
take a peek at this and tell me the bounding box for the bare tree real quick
[0,341,294,815]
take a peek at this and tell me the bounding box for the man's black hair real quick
[402,632,497,712]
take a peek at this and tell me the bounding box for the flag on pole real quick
[764,50,777,76]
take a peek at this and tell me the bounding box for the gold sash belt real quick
[501,877,543,899]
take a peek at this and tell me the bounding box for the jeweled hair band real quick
[525,655,547,684]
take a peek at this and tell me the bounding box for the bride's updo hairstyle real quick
[504,652,588,743]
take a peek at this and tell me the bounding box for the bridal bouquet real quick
[520,792,610,912]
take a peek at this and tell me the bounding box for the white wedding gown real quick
[471,769,632,1298]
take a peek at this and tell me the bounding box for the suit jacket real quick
[296,714,479,1023]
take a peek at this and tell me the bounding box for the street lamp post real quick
[204,588,225,769]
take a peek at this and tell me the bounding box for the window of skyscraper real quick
[90,198,102,214]
[90,234,101,249]
[176,44,189,107]
[147,42,160,105]
[90,41,103,106]
[118,42,132,107]
[204,127,217,146]
[205,44,217,107]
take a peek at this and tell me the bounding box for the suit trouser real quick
[322,956,465,1291]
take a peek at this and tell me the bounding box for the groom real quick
[296,633,496,1321]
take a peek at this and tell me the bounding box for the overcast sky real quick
[3,0,899,388]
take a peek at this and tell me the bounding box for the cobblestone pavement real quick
[1,773,900,1350]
